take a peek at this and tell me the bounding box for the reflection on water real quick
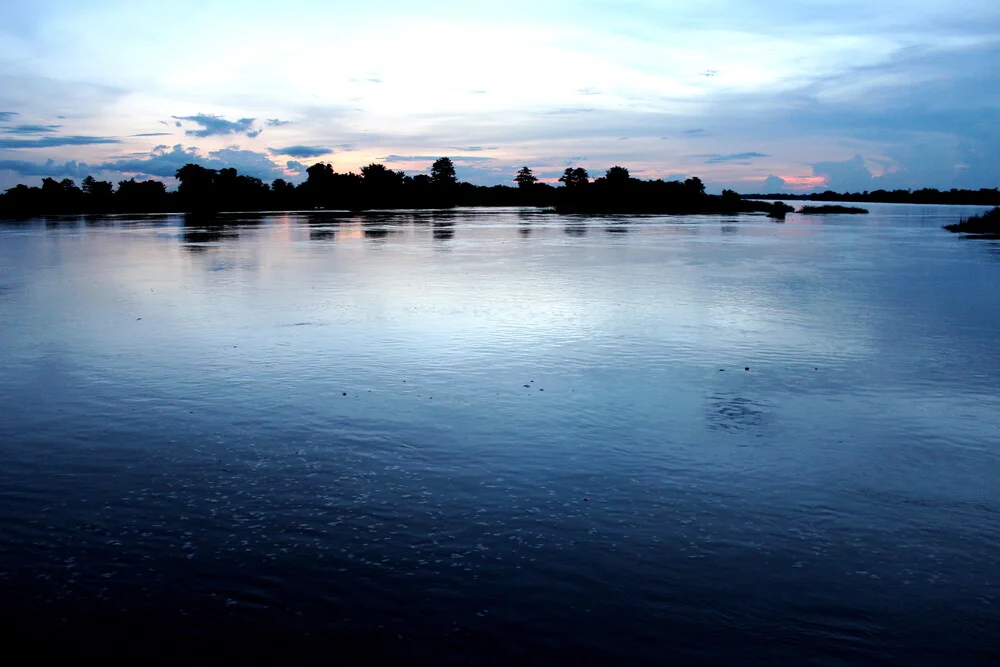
[432,220,454,240]
[0,205,998,664]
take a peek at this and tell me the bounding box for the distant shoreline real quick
[2,160,997,218]
[742,189,999,206]
[944,207,1000,235]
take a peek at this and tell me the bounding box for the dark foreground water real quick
[1,206,998,664]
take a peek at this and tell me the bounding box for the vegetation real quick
[944,207,1000,235]
[743,187,1000,206]
[767,201,795,219]
[0,161,793,218]
[798,205,869,214]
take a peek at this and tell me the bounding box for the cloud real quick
[286,160,307,174]
[544,108,596,115]
[0,159,89,178]
[0,135,120,149]
[97,144,203,178]
[447,146,497,152]
[132,132,172,137]
[810,154,873,192]
[380,155,495,164]
[699,152,769,164]
[682,129,707,136]
[97,144,284,181]
[380,155,449,163]
[0,112,18,122]
[266,118,292,127]
[206,146,283,178]
[450,156,496,164]
[268,145,332,158]
[762,175,786,192]
[171,114,261,138]
[1,124,61,134]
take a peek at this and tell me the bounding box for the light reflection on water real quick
[1,205,998,664]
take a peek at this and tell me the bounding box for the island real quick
[944,208,1000,235]
[0,161,808,219]
[798,205,869,214]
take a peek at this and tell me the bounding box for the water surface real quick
[1,206,998,664]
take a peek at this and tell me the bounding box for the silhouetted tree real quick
[559,167,589,188]
[360,163,406,207]
[117,178,168,211]
[684,176,705,198]
[430,157,457,187]
[720,188,742,211]
[176,163,217,211]
[514,166,538,188]
[81,176,111,198]
[605,166,630,184]
[271,178,296,208]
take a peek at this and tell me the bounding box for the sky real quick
[0,0,998,193]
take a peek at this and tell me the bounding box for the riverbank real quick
[944,207,1000,235]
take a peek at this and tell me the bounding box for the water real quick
[1,205,998,664]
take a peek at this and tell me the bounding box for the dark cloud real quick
[207,146,281,177]
[699,152,769,164]
[268,145,332,158]
[132,132,172,137]
[2,124,61,134]
[0,112,18,122]
[97,144,203,178]
[97,144,284,181]
[0,135,120,149]
[0,159,89,177]
[286,160,307,174]
[171,114,261,138]
[266,118,292,127]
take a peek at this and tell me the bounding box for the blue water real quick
[1,206,998,664]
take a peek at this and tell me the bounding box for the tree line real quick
[741,187,1000,206]
[0,157,784,217]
